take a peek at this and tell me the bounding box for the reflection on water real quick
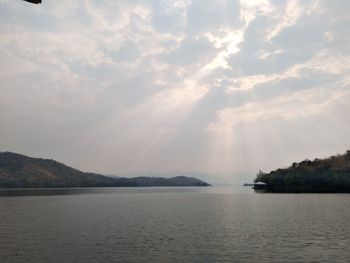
[0,186,349,263]
[0,186,209,197]
[0,188,94,197]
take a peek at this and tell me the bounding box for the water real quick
[0,187,349,263]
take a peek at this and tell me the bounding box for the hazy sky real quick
[1,0,350,181]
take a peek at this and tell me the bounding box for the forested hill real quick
[255,150,350,193]
[0,152,210,188]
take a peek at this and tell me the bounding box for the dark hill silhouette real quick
[0,152,210,188]
[255,150,350,193]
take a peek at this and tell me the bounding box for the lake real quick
[0,186,349,263]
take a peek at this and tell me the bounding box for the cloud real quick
[160,35,218,67]
[224,49,350,92]
[1,0,350,179]
[208,86,350,133]
[186,0,240,34]
[265,0,303,41]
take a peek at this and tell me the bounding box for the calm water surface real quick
[0,186,349,263]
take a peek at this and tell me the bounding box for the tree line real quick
[255,150,350,192]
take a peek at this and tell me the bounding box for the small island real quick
[254,150,350,193]
[0,152,211,188]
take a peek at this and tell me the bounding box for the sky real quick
[1,0,350,182]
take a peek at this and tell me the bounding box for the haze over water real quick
[1,187,349,263]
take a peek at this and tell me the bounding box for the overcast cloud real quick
[1,0,350,182]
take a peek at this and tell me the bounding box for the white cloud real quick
[240,0,274,25]
[144,80,209,110]
[265,0,303,41]
[225,49,350,92]
[208,86,350,133]
[1,0,350,177]
[202,29,244,71]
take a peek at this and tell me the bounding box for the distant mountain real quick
[0,152,134,188]
[0,152,210,188]
[132,176,210,187]
[255,150,350,193]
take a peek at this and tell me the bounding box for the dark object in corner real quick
[23,0,42,4]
